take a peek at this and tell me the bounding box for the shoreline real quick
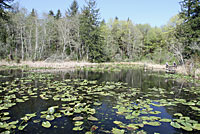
[0,60,199,78]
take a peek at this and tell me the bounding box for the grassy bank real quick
[0,60,199,79]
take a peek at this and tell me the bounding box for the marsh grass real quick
[0,60,199,79]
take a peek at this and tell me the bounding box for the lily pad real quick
[33,120,41,123]
[170,122,181,129]
[181,126,193,131]
[42,121,51,128]
[73,116,84,121]
[1,117,11,121]
[94,102,102,106]
[26,113,36,118]
[54,113,62,118]
[159,118,172,122]
[136,130,147,134]
[46,115,55,121]
[64,112,73,116]
[127,124,139,130]
[8,120,19,125]
[72,126,83,131]
[74,121,84,126]
[48,107,55,114]
[90,125,98,131]
[18,124,28,130]
[112,128,125,134]
[88,116,98,121]
[146,122,161,126]
[113,121,123,125]
[174,113,183,117]
[193,124,200,130]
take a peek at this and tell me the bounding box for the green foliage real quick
[79,0,106,62]
[67,0,79,17]
[55,9,61,19]
[0,0,13,19]
[175,0,200,59]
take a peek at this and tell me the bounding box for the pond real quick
[0,66,200,134]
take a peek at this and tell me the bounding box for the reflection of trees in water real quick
[54,69,188,92]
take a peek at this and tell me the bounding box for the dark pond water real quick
[0,68,200,134]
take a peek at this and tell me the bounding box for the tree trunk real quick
[34,18,38,61]
[20,27,24,61]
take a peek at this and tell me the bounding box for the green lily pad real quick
[113,121,123,125]
[73,116,84,121]
[72,126,83,131]
[46,115,55,121]
[181,126,193,131]
[90,125,98,131]
[33,120,41,123]
[1,117,11,121]
[159,118,172,122]
[0,130,10,134]
[174,113,183,117]
[54,113,62,118]
[88,116,98,121]
[74,121,84,126]
[8,120,19,125]
[64,112,73,116]
[149,111,161,115]
[0,122,9,129]
[170,122,181,129]
[127,124,139,130]
[94,102,102,106]
[146,122,161,126]
[16,98,25,103]
[42,121,51,128]
[136,130,147,134]
[74,109,82,113]
[21,116,30,122]
[193,124,200,130]
[47,107,55,114]
[112,128,125,134]
[18,124,28,130]
[26,113,36,118]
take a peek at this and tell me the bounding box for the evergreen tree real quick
[31,8,36,17]
[67,0,79,17]
[80,0,106,62]
[48,10,54,17]
[0,0,13,19]
[55,9,61,19]
[175,0,200,58]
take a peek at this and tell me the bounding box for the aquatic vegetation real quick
[42,121,51,128]
[0,67,200,134]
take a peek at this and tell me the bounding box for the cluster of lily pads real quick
[0,68,200,134]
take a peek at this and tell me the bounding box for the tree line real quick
[0,0,199,64]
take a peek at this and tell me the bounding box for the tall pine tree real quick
[80,0,106,62]
[67,0,79,17]
[176,0,200,58]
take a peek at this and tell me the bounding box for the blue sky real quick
[16,0,181,27]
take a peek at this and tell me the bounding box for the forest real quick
[0,0,199,65]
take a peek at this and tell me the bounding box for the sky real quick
[15,0,181,27]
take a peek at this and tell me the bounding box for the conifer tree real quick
[48,10,54,17]
[176,0,200,58]
[67,0,79,17]
[80,0,106,62]
[0,0,13,19]
[55,9,61,19]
